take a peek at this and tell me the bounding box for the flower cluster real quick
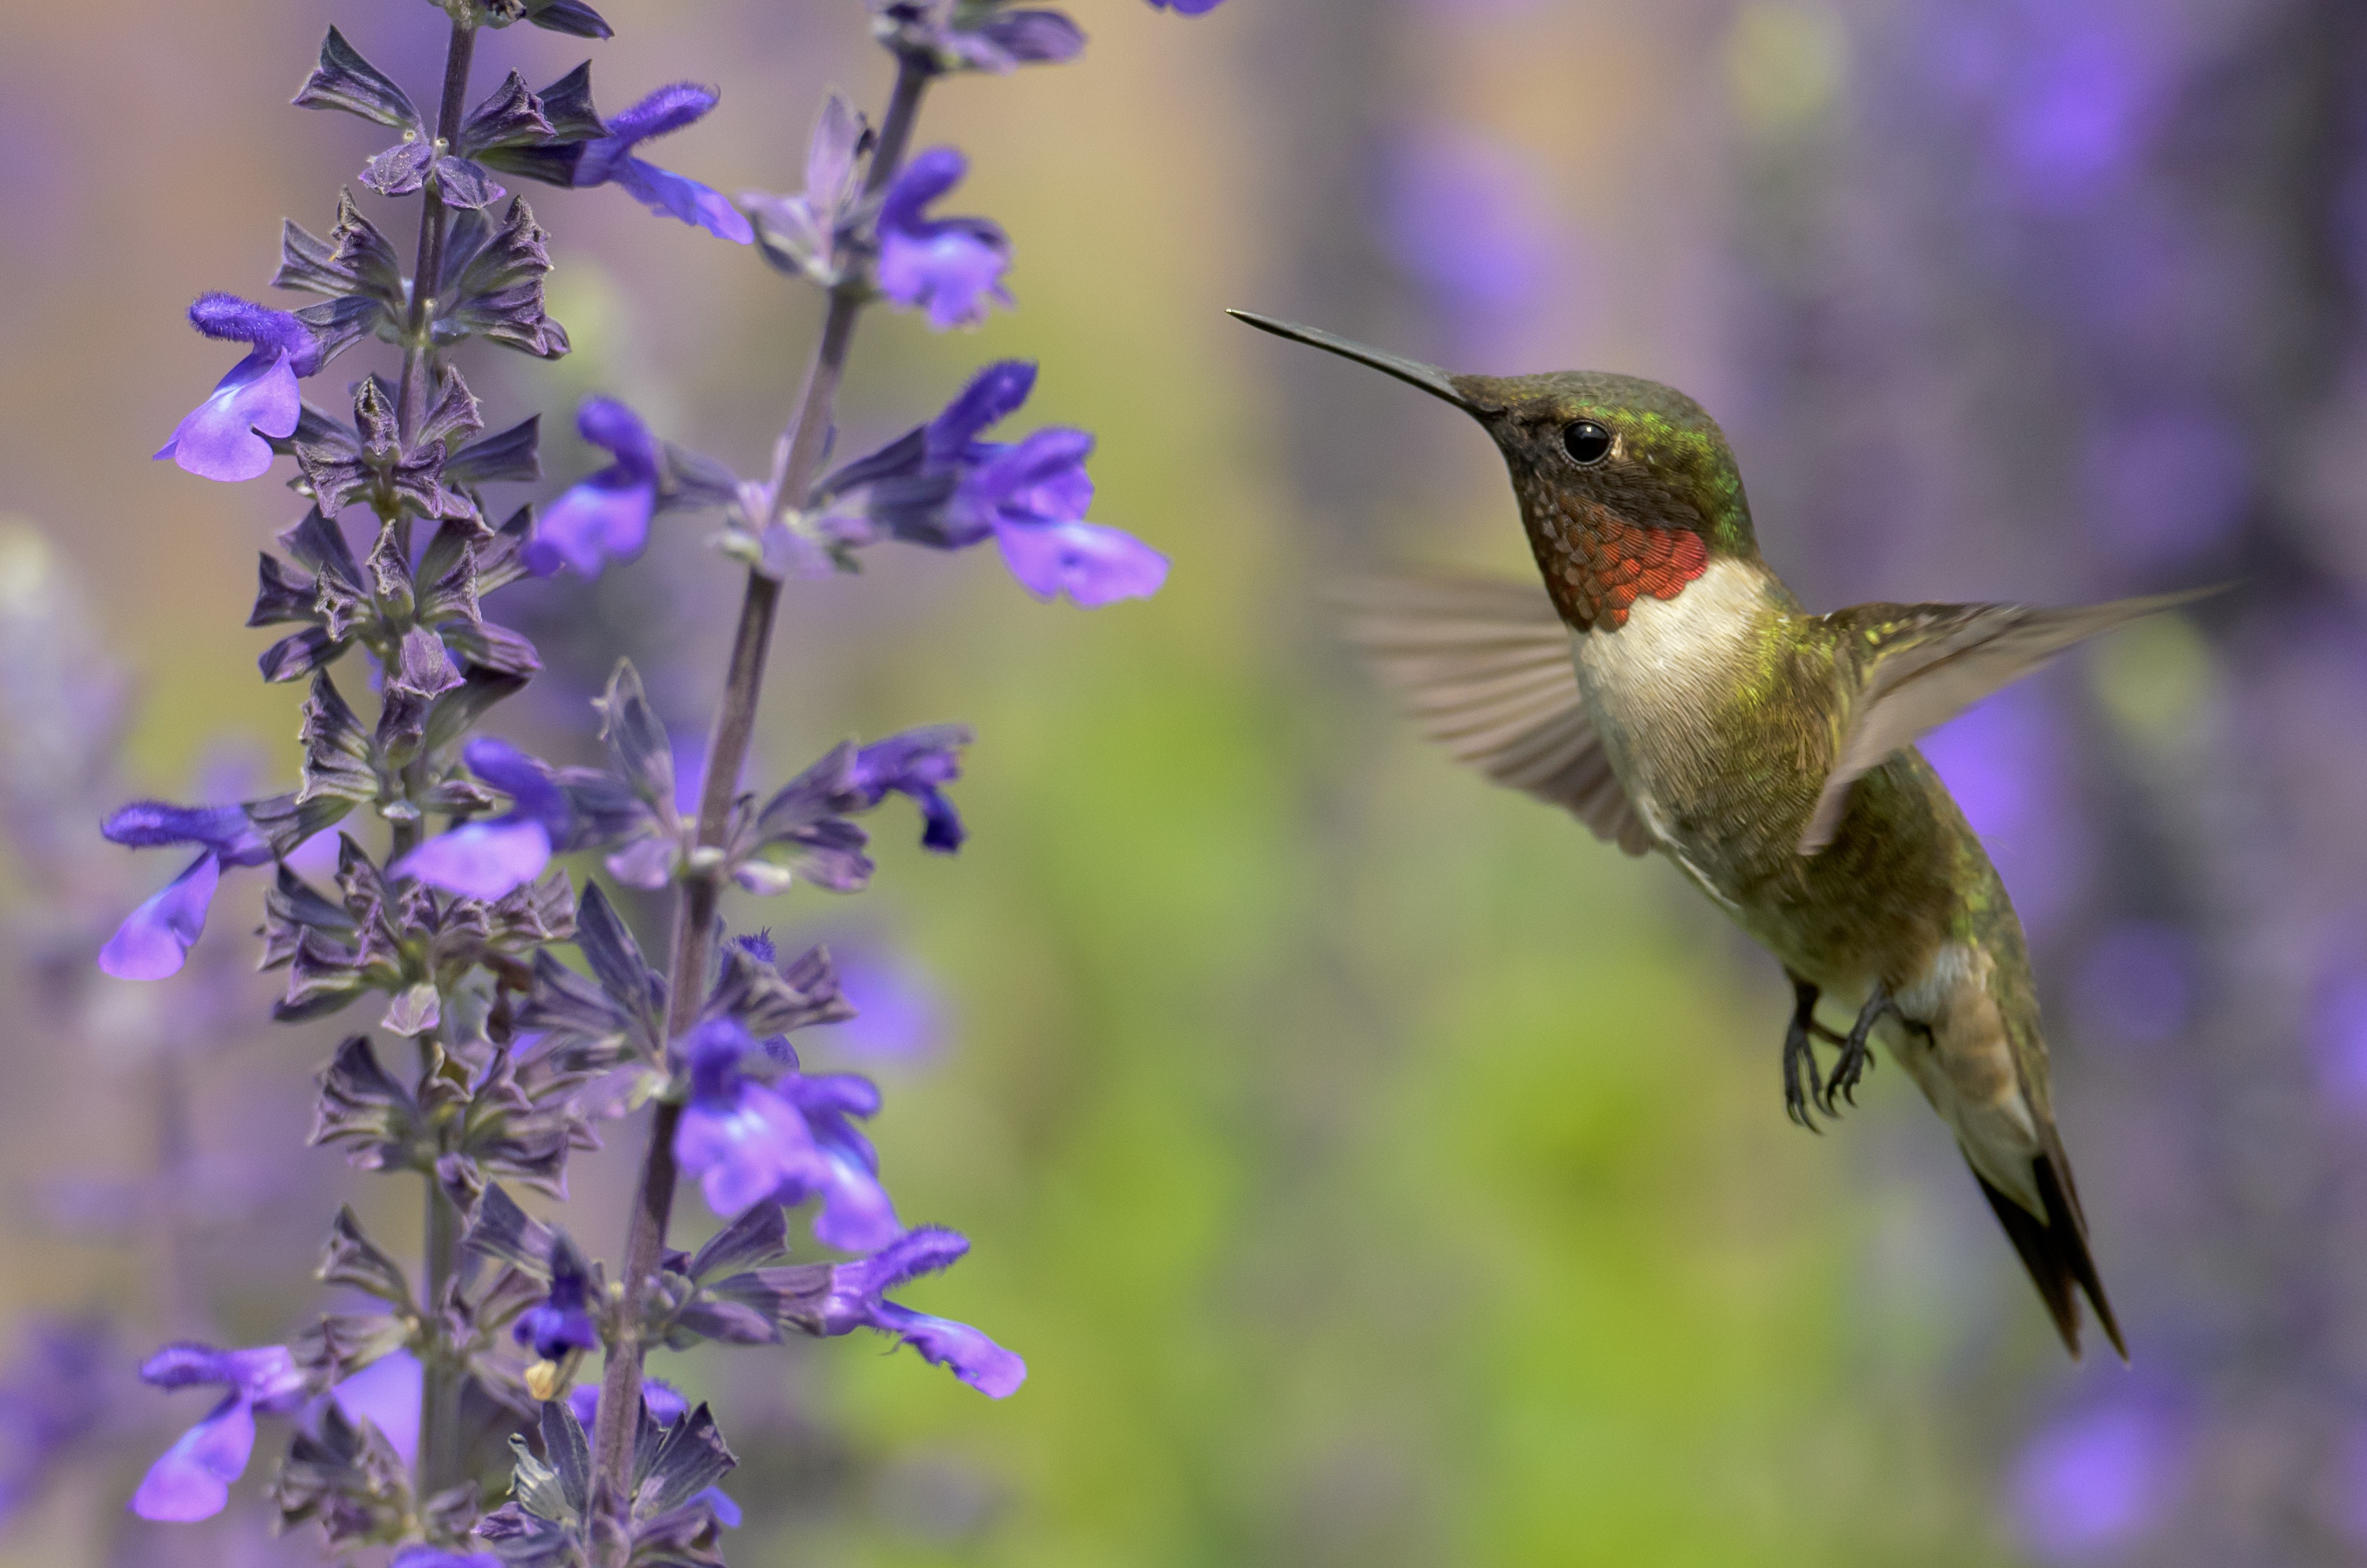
[99,0,1219,1555]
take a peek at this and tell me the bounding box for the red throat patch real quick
[1527,501,1710,629]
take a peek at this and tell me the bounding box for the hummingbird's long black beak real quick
[1227,309,1479,413]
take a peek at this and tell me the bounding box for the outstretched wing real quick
[1333,573,1651,856]
[1801,588,2213,854]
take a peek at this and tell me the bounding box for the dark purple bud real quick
[524,0,613,39]
[292,27,420,130]
[512,1235,600,1360]
[459,71,556,154]
[972,9,1088,63]
[850,726,973,853]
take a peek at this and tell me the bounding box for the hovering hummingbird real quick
[1232,309,2207,1361]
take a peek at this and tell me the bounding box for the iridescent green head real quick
[1230,312,1760,628]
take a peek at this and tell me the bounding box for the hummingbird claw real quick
[1821,982,1932,1116]
[1783,974,1828,1134]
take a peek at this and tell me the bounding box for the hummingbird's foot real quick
[1821,983,1931,1115]
[1783,974,1836,1132]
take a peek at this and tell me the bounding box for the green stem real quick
[583,48,938,1551]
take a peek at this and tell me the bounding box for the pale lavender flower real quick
[130,1342,305,1522]
[524,399,663,578]
[2008,1402,2179,1563]
[394,738,568,899]
[877,149,1012,330]
[154,294,324,483]
[98,801,272,981]
[574,84,754,244]
[675,1019,830,1217]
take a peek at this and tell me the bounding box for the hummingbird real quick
[1232,309,2204,1361]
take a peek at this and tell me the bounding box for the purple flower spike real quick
[674,1019,828,1216]
[524,398,663,578]
[817,1229,1025,1398]
[575,83,754,245]
[155,294,320,482]
[98,800,272,981]
[394,738,570,900]
[130,1343,304,1522]
[877,149,1013,331]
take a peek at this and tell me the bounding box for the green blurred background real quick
[0,0,2308,1562]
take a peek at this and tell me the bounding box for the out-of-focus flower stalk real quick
[584,43,937,1537]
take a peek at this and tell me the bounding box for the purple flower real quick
[1146,0,1227,11]
[814,1229,1024,1397]
[394,737,568,899]
[877,149,1012,331]
[850,728,971,854]
[99,800,272,981]
[330,1350,420,1468]
[566,1376,686,1430]
[524,399,663,578]
[130,1342,305,1522]
[513,1237,600,1360]
[672,1019,901,1242]
[745,92,870,288]
[871,2,1086,74]
[675,1019,829,1217]
[2008,1402,2180,1562]
[154,294,324,483]
[392,1548,502,1568]
[574,83,754,245]
[0,1320,109,1525]
[816,362,1167,606]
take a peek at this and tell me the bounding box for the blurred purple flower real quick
[1918,684,2089,931]
[525,398,663,578]
[330,1349,420,1468]
[674,1019,901,1245]
[392,1548,502,1568]
[1146,0,1226,10]
[154,294,324,483]
[1381,125,1558,340]
[819,942,944,1061]
[0,1319,109,1524]
[1996,29,2148,206]
[877,149,1012,330]
[851,728,971,854]
[676,1019,830,1216]
[2071,923,2197,1048]
[815,1228,1024,1397]
[98,800,272,981]
[2312,974,2367,1110]
[870,1,1085,75]
[574,83,754,244]
[812,362,1167,605]
[566,1376,687,1430]
[2008,1402,2179,1562]
[130,1342,305,1522]
[394,738,568,899]
[2081,408,2250,570]
[514,1238,600,1361]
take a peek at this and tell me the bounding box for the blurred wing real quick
[1333,573,1651,856]
[1801,587,2215,854]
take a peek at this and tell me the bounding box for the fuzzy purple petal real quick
[463,738,569,838]
[927,361,1037,460]
[394,820,552,900]
[157,350,301,482]
[575,397,661,477]
[879,148,968,231]
[130,1395,254,1521]
[605,82,721,148]
[675,1079,826,1217]
[610,157,754,243]
[101,800,264,858]
[100,854,220,981]
[524,475,656,578]
[994,519,1169,607]
[877,229,1011,330]
[810,1149,903,1253]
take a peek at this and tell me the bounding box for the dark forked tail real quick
[1972,1152,2128,1362]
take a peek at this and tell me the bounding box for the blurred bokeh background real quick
[0,0,2359,1561]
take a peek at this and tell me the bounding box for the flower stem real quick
[583,46,937,1545]
[399,17,478,445]
[399,12,477,1521]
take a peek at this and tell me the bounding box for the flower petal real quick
[524,475,657,578]
[332,1351,422,1469]
[129,1397,254,1521]
[100,855,220,981]
[993,519,1169,607]
[868,1302,1027,1398]
[157,350,301,483]
[611,156,754,244]
[394,819,552,900]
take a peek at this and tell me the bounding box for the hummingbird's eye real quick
[1561,420,1613,466]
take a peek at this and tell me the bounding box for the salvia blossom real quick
[812,359,1169,605]
[813,1228,1026,1397]
[869,1,1087,74]
[131,1343,305,1521]
[524,398,663,577]
[154,295,327,483]
[849,727,972,853]
[99,801,272,981]
[573,83,754,245]
[513,1235,600,1361]
[877,148,1013,330]
[394,738,568,899]
[672,1016,901,1247]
